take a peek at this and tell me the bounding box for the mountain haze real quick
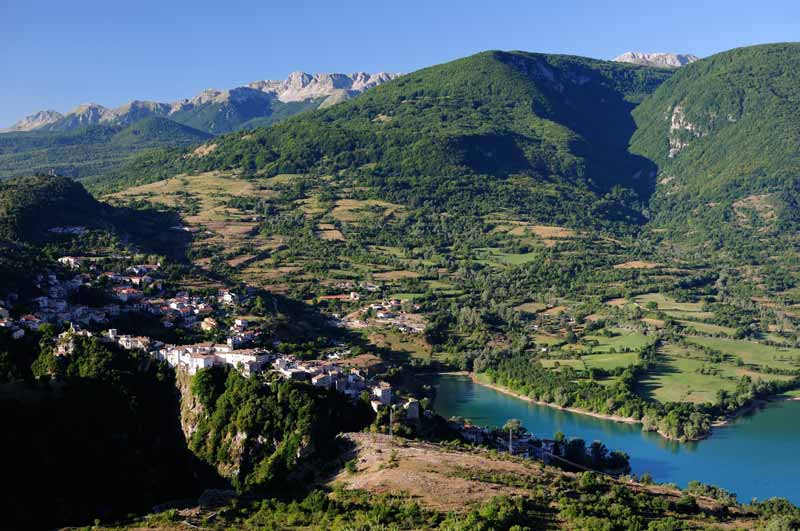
[0,110,64,132]
[0,71,397,182]
[0,116,212,181]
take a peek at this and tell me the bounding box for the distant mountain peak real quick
[613,52,699,68]
[1,110,63,132]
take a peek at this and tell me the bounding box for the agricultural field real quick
[638,343,794,404]
[581,352,640,371]
[678,320,736,336]
[568,328,651,354]
[638,348,739,404]
[634,293,706,312]
[514,301,547,314]
[686,336,800,371]
[362,328,436,364]
[539,358,585,370]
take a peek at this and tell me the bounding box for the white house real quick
[372,381,392,405]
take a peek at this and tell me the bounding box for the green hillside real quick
[0,117,211,182]
[235,97,327,130]
[168,93,273,134]
[630,43,800,241]
[120,51,672,230]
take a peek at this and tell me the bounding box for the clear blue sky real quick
[2,0,799,127]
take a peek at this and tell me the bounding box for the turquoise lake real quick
[433,374,800,504]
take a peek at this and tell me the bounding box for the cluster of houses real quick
[55,257,252,332]
[157,341,270,375]
[0,256,257,345]
[54,327,271,375]
[340,299,426,334]
[332,280,380,293]
[0,270,120,339]
[6,254,425,423]
[273,355,419,418]
[448,421,562,463]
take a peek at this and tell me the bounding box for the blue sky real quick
[2,0,799,126]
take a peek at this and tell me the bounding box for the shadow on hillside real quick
[1,368,223,529]
[503,53,662,202]
[107,203,193,260]
[634,361,682,402]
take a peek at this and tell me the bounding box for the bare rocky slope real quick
[614,51,699,68]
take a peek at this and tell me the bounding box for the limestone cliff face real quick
[614,52,699,68]
[175,369,203,440]
[175,370,247,482]
[247,71,400,102]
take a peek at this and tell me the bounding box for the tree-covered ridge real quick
[116,51,672,230]
[630,42,800,240]
[0,116,212,182]
[188,367,373,493]
[0,174,105,241]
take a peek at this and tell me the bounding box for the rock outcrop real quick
[248,71,399,102]
[614,52,699,68]
[1,109,63,132]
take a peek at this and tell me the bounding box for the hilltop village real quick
[0,251,418,415]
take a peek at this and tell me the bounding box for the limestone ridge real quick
[613,52,699,68]
[247,71,399,102]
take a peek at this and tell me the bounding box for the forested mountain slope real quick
[121,51,672,230]
[631,43,800,241]
[0,117,212,181]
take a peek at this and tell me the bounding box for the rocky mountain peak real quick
[247,71,401,102]
[0,110,64,132]
[613,52,699,68]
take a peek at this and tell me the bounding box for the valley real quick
[3,41,800,530]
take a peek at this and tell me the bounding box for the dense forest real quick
[631,43,800,243]
[1,332,211,529]
[188,367,373,493]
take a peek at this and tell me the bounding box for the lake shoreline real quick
[467,373,642,425]
[434,372,800,504]
[436,372,798,443]
[464,373,706,442]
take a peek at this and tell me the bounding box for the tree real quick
[503,418,521,454]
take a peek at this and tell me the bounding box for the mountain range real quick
[0,71,398,182]
[4,43,798,246]
[2,71,400,134]
[116,43,800,246]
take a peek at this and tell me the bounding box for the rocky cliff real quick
[614,51,699,68]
